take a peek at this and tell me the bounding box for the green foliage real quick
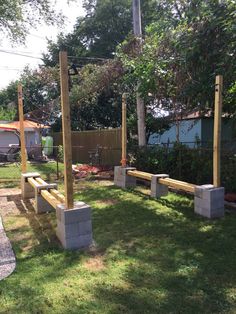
[0,0,63,42]
[129,142,236,193]
[0,66,60,125]
[0,107,16,121]
[118,0,236,115]
[57,145,64,163]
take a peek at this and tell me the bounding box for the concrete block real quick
[21,172,40,199]
[150,174,169,198]
[56,202,91,224]
[194,184,214,198]
[56,202,93,250]
[36,183,58,194]
[194,185,224,219]
[35,194,55,214]
[114,166,136,189]
[57,220,92,239]
[57,233,93,250]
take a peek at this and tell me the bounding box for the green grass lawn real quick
[0,180,236,313]
[0,162,64,186]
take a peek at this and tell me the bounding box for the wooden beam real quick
[28,177,42,188]
[159,178,195,193]
[59,51,74,209]
[35,177,47,186]
[35,177,65,203]
[121,93,127,167]
[127,169,195,193]
[127,170,152,181]
[18,84,27,173]
[50,189,65,203]
[213,75,223,187]
[41,190,61,210]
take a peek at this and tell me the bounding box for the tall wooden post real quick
[213,75,223,187]
[18,84,27,173]
[121,93,127,167]
[132,0,146,147]
[59,51,74,209]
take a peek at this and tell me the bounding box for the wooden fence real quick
[53,128,122,166]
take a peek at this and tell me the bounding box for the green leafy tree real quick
[0,66,60,125]
[0,0,63,42]
[118,0,236,117]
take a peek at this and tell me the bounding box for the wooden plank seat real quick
[28,177,65,209]
[127,170,152,181]
[127,170,196,193]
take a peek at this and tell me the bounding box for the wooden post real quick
[132,0,146,147]
[18,84,27,173]
[213,75,223,187]
[59,51,74,209]
[121,93,127,167]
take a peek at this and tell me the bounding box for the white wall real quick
[149,119,202,147]
[0,131,19,152]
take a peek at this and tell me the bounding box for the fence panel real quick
[53,128,122,166]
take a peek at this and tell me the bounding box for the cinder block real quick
[194,184,214,198]
[57,233,93,250]
[35,194,55,214]
[21,172,40,199]
[114,166,136,189]
[36,183,58,194]
[194,185,224,219]
[151,174,169,198]
[57,220,92,239]
[194,196,224,211]
[56,202,91,224]
[56,201,93,250]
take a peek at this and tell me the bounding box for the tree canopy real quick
[0,0,235,140]
[0,0,63,43]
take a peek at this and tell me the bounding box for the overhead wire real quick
[0,49,43,60]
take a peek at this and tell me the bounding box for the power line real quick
[0,49,42,60]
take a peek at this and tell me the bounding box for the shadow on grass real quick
[0,183,236,313]
[75,184,236,313]
[0,193,83,313]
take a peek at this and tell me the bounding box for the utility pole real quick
[132,0,146,146]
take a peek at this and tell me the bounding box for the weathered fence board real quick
[53,128,122,166]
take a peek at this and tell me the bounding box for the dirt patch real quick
[84,254,105,272]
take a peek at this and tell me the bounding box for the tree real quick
[0,66,61,125]
[0,0,63,43]
[43,0,170,66]
[118,0,236,122]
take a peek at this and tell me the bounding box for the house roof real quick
[0,120,50,131]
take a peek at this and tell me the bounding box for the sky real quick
[0,0,85,90]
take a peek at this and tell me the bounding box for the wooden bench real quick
[127,170,196,194]
[28,176,65,211]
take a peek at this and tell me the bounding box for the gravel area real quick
[0,189,17,281]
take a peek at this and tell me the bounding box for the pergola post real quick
[18,84,27,173]
[59,51,74,209]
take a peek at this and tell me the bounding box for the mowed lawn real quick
[0,180,236,313]
[0,162,64,187]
